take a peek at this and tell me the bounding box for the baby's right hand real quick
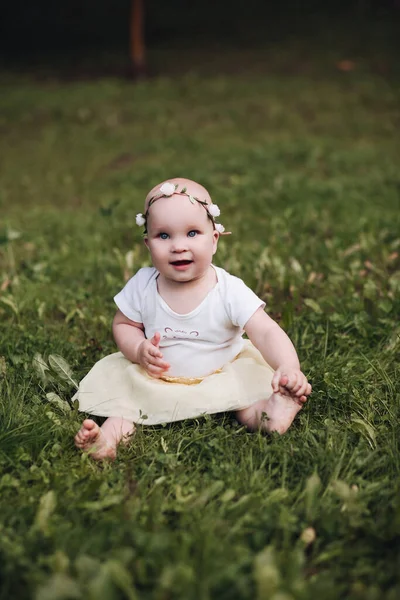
[137,332,170,378]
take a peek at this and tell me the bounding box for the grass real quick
[0,31,400,599]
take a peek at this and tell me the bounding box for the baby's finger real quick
[148,346,163,359]
[145,352,169,366]
[146,363,167,376]
[150,332,161,347]
[148,356,170,370]
[271,370,282,393]
[293,373,308,393]
[306,383,312,396]
[295,379,309,397]
[282,371,298,390]
[277,373,288,389]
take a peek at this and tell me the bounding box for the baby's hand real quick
[137,332,170,378]
[272,366,312,404]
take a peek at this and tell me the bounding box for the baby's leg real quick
[75,417,135,460]
[236,392,306,435]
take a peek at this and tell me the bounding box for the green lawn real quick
[0,38,399,599]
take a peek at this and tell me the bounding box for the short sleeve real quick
[113,267,155,323]
[224,272,265,329]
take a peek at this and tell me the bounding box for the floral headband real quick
[136,181,230,235]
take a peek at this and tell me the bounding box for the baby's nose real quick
[172,238,189,252]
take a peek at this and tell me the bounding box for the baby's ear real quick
[144,236,149,249]
[212,230,219,254]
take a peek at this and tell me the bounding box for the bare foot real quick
[74,419,117,461]
[263,391,306,434]
[236,389,308,435]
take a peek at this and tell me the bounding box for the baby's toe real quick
[77,427,86,440]
[74,432,85,447]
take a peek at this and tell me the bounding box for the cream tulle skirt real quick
[73,341,274,425]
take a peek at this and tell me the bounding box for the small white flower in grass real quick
[136,213,146,226]
[300,527,316,546]
[208,203,220,217]
[159,182,176,196]
[215,223,225,233]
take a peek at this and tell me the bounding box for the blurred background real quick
[1,0,399,78]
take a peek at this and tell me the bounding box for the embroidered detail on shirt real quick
[162,327,200,339]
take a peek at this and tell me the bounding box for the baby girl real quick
[74,178,311,459]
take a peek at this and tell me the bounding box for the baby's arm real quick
[112,310,170,377]
[244,307,311,402]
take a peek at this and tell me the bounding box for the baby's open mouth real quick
[170,260,193,266]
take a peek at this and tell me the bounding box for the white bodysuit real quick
[114,265,265,378]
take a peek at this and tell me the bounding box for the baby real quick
[75,178,311,459]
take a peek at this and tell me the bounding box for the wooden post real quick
[130,0,146,77]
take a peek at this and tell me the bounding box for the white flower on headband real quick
[215,223,225,233]
[159,182,176,196]
[208,203,220,217]
[136,213,146,226]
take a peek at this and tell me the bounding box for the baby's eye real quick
[187,230,198,238]
[159,232,169,240]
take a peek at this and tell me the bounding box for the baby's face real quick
[144,193,219,284]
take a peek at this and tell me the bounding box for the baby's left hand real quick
[272,366,312,404]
